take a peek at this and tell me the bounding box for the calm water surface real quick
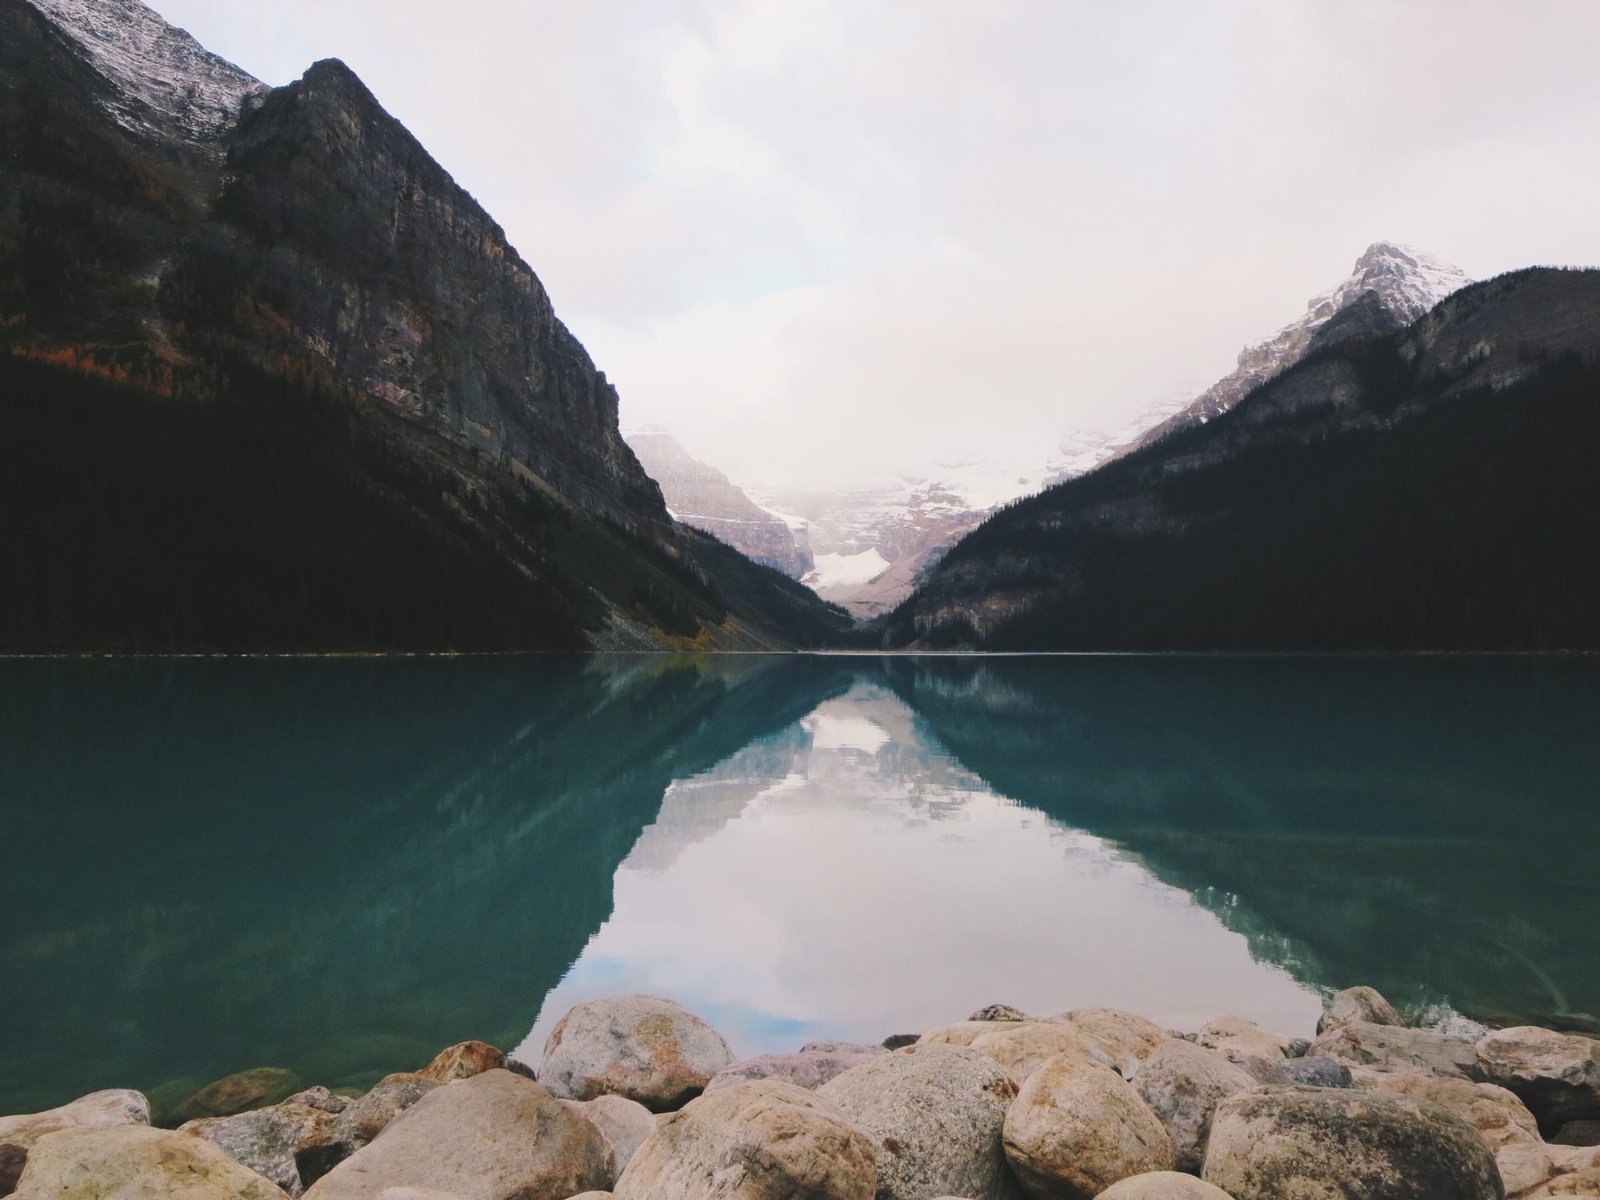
[2,654,1597,1115]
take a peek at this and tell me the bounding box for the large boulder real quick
[1310,1021,1481,1079]
[415,1041,506,1083]
[818,1044,1020,1200]
[332,1074,440,1149]
[1201,1086,1503,1200]
[612,1079,876,1200]
[178,1068,304,1123]
[304,1070,612,1200]
[540,996,734,1111]
[1057,1010,1168,1077]
[560,1095,657,1183]
[1096,1174,1237,1200]
[920,1023,1003,1049]
[968,1023,1105,1084]
[1003,1051,1173,1200]
[1197,1016,1296,1063]
[181,1103,337,1196]
[1319,987,1405,1036]
[1476,1028,1600,1132]
[0,1089,150,1150]
[705,1053,871,1093]
[1361,1073,1540,1153]
[1133,1039,1260,1173]
[12,1124,290,1198]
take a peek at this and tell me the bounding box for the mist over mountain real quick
[0,0,848,652]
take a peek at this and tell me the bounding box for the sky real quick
[150,0,1600,490]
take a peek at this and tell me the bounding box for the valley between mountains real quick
[2,0,1598,653]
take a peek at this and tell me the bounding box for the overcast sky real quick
[154,0,1600,490]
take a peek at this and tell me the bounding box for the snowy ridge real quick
[27,0,264,140]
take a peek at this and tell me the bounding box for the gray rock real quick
[304,1069,612,1200]
[1476,1027,1600,1132]
[13,1124,290,1199]
[1318,987,1405,1036]
[818,1044,1021,1200]
[613,1079,876,1200]
[1133,1039,1259,1173]
[1005,1052,1175,1199]
[1555,1120,1600,1147]
[560,1095,657,1183]
[970,1005,1029,1022]
[283,1087,351,1115]
[1242,1055,1352,1089]
[334,1073,441,1148]
[1201,1086,1503,1200]
[1310,1020,1480,1078]
[540,995,734,1111]
[181,1103,335,1197]
[705,1052,871,1093]
[800,1041,887,1056]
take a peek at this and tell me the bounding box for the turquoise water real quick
[3,654,1597,1116]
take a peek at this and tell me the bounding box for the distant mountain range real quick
[0,0,849,651]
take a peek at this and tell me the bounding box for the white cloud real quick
[152,0,1600,488]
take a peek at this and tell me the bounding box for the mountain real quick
[625,429,812,579]
[886,267,1600,651]
[1124,242,1470,454]
[0,0,850,652]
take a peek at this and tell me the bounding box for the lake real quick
[3,653,1597,1118]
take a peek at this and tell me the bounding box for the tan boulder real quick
[304,1070,612,1200]
[1197,1016,1295,1063]
[1132,1039,1260,1172]
[1310,1020,1480,1078]
[1002,1052,1174,1200]
[415,1041,505,1083]
[540,995,734,1111]
[1201,1086,1502,1200]
[1096,1173,1237,1200]
[13,1124,290,1199]
[1363,1072,1540,1152]
[0,1088,149,1152]
[920,1023,1002,1049]
[1514,1167,1600,1197]
[560,1094,657,1183]
[1477,1027,1600,1132]
[1318,987,1404,1036]
[1057,1010,1168,1077]
[969,1022,1104,1084]
[613,1078,875,1200]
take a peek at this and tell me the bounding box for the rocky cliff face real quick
[0,0,848,652]
[626,429,811,577]
[889,268,1600,651]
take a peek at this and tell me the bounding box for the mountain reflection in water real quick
[3,653,1597,1114]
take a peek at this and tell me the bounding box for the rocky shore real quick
[4,987,1599,1199]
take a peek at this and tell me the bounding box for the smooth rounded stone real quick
[0,1088,150,1150]
[1132,1039,1259,1173]
[613,1079,875,1200]
[921,1023,1003,1049]
[560,1095,656,1182]
[1004,1051,1174,1200]
[13,1124,291,1199]
[1496,1142,1600,1195]
[1362,1072,1541,1153]
[540,995,734,1111]
[1096,1172,1238,1200]
[565,1194,613,1200]
[969,1022,1105,1084]
[333,1074,441,1148]
[1520,1169,1600,1197]
[1318,987,1405,1036]
[372,1191,471,1200]
[1058,1010,1168,1077]
[882,1035,920,1051]
[1201,1086,1503,1200]
[1476,1027,1600,1131]
[705,1053,872,1094]
[305,1070,612,1200]
[179,1068,304,1123]
[818,1044,1021,1200]
[416,1041,506,1083]
[800,1041,886,1057]
[970,1005,1030,1022]
[1310,1020,1481,1078]
[1556,1121,1600,1146]
[1197,1016,1295,1063]
[284,1088,351,1116]
[181,1103,336,1196]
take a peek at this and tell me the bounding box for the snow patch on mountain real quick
[27,0,265,140]
[804,549,891,592]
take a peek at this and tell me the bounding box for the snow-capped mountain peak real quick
[26,0,265,141]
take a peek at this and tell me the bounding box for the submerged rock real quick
[12,1124,290,1199]
[1319,987,1405,1036]
[1132,1039,1259,1173]
[1476,1027,1600,1132]
[818,1044,1021,1200]
[178,1067,303,1123]
[304,1069,612,1200]
[540,995,734,1111]
[1201,1086,1503,1200]
[1003,1052,1174,1199]
[613,1079,876,1200]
